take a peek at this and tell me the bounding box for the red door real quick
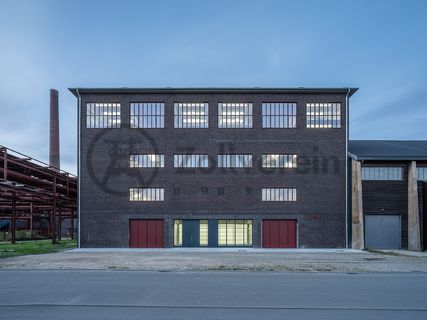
[129,220,164,248]
[262,220,296,248]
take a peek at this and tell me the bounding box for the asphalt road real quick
[0,270,426,320]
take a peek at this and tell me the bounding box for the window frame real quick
[306,102,341,129]
[261,154,297,168]
[129,187,165,202]
[218,102,253,129]
[86,102,121,129]
[217,154,253,168]
[361,166,404,181]
[262,102,297,129]
[130,102,165,129]
[173,154,209,168]
[261,187,297,202]
[218,219,253,247]
[174,102,209,129]
[129,154,165,168]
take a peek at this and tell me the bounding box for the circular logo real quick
[86,128,160,196]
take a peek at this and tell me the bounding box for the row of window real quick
[86,102,342,129]
[130,154,298,168]
[361,167,427,181]
[173,220,253,247]
[129,187,297,202]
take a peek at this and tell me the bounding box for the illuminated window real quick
[262,188,297,201]
[199,220,209,246]
[129,154,164,168]
[174,103,208,128]
[262,103,296,128]
[362,167,403,181]
[306,103,341,128]
[130,103,164,128]
[418,167,427,181]
[218,220,252,246]
[174,154,209,168]
[217,155,252,168]
[86,103,121,128]
[174,220,182,246]
[262,154,297,168]
[218,103,252,128]
[129,188,164,201]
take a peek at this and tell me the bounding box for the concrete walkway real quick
[1,248,427,272]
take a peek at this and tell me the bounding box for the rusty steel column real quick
[11,192,16,244]
[49,89,60,170]
[2,148,7,181]
[51,175,57,244]
[70,211,75,240]
[58,207,62,241]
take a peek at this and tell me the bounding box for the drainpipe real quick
[76,89,82,249]
[345,88,351,249]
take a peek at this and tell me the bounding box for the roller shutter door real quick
[364,215,400,249]
[129,220,164,248]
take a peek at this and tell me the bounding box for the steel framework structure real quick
[0,145,77,243]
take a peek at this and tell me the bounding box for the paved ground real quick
[0,270,426,320]
[1,249,427,272]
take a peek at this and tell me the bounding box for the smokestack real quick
[49,89,60,170]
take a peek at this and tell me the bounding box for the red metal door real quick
[129,220,164,248]
[262,220,296,248]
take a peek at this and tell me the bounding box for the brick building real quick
[70,88,357,248]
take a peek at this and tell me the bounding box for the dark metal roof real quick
[349,140,427,161]
[69,87,358,97]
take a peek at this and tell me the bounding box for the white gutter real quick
[76,89,82,248]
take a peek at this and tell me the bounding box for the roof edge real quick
[68,87,358,98]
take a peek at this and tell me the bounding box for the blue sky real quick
[0,0,426,174]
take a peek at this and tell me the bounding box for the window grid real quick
[262,188,297,201]
[262,154,297,168]
[218,220,252,246]
[262,102,297,128]
[306,103,341,128]
[362,167,403,181]
[130,102,164,128]
[218,103,253,128]
[174,154,209,168]
[129,154,164,168]
[174,220,183,247]
[129,188,164,201]
[217,154,252,168]
[86,103,121,128]
[200,220,209,246]
[417,167,427,181]
[174,103,209,128]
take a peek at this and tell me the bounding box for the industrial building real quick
[0,89,77,243]
[349,140,427,250]
[70,87,357,248]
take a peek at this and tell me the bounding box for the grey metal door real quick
[365,214,401,249]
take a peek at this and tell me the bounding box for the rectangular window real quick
[262,154,297,168]
[362,167,403,181]
[86,103,121,128]
[129,188,164,201]
[217,154,252,168]
[174,154,209,168]
[174,103,209,128]
[200,220,209,247]
[174,220,183,246]
[129,154,164,168]
[218,220,252,246]
[306,103,341,128]
[218,103,253,128]
[262,103,297,128]
[130,102,164,128]
[262,188,297,201]
[417,167,427,181]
